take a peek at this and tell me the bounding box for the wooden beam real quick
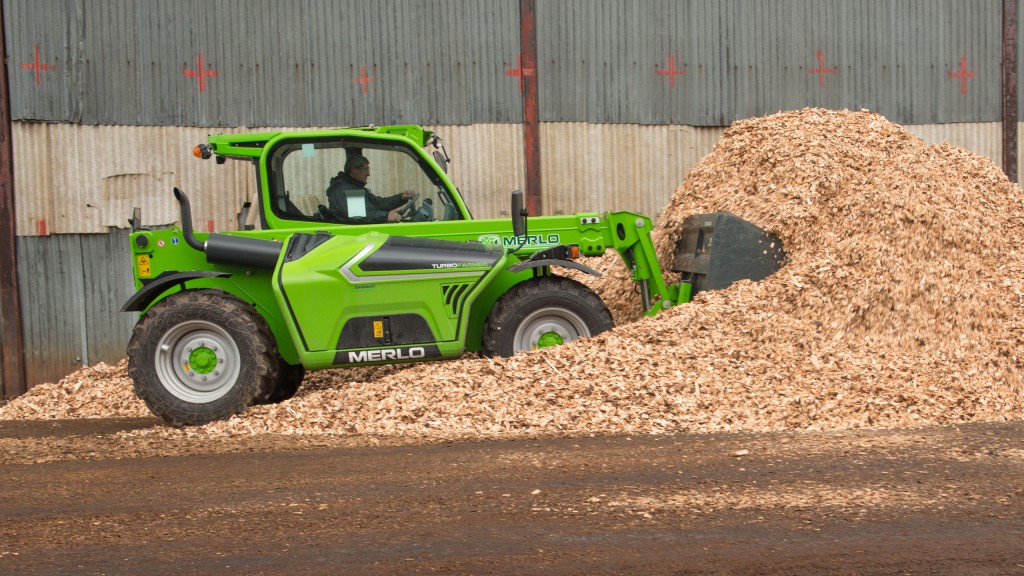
[0,0,27,399]
[1003,0,1018,183]
[520,0,542,215]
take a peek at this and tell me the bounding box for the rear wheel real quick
[260,358,305,404]
[127,290,277,426]
[482,276,613,357]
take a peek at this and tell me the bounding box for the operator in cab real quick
[326,154,415,223]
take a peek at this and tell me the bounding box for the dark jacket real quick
[326,172,405,223]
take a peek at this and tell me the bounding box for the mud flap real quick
[671,212,785,295]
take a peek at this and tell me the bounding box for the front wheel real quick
[482,276,614,357]
[127,290,278,426]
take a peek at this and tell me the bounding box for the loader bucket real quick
[671,212,785,295]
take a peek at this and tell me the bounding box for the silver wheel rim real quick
[154,320,241,403]
[512,307,591,353]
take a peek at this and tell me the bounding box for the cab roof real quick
[204,125,434,159]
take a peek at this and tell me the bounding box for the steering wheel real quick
[396,192,421,221]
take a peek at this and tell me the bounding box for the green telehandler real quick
[123,125,784,426]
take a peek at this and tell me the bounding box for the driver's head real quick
[345,154,370,184]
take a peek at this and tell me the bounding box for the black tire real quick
[126,290,278,427]
[260,358,305,404]
[482,276,614,357]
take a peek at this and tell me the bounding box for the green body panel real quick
[270,231,508,369]
[127,124,691,371]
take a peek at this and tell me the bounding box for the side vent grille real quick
[441,283,472,318]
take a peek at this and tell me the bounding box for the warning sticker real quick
[137,254,151,277]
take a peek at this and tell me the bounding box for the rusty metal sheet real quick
[540,122,724,222]
[12,122,255,236]
[12,122,527,234]
[11,120,1017,235]
[905,122,1003,169]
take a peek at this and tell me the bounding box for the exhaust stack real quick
[174,187,282,269]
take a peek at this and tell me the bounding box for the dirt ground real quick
[1,418,1022,575]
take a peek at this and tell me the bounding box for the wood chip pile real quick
[2,108,1022,441]
[0,361,150,420]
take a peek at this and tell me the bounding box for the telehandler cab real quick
[123,125,784,426]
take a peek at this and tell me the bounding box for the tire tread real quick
[127,290,277,426]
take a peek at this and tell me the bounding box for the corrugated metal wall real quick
[538,0,1003,125]
[11,120,1015,237]
[5,0,524,126]
[904,122,1003,164]
[10,122,527,235]
[4,0,1013,127]
[540,123,724,219]
[12,123,256,236]
[14,231,136,387]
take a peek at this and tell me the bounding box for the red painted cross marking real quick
[182,54,218,92]
[352,65,375,95]
[808,50,837,86]
[505,53,534,92]
[21,45,56,85]
[657,53,686,88]
[948,56,976,96]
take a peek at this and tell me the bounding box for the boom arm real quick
[510,208,692,314]
[599,212,692,313]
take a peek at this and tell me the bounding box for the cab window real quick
[268,140,464,224]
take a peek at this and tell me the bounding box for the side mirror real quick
[432,150,448,173]
[129,207,142,232]
[430,136,451,173]
[511,190,526,237]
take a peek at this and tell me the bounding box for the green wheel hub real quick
[536,331,565,348]
[188,346,219,374]
[513,306,592,353]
